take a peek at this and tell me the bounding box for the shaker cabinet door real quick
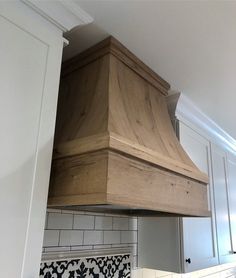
[179,122,218,272]
[0,2,63,277]
[211,144,233,263]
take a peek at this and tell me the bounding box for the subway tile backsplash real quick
[43,210,236,277]
[47,212,73,230]
[73,214,94,230]
[43,209,138,267]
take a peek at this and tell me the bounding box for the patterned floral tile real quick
[40,254,131,278]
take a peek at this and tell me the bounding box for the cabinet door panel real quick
[211,145,232,262]
[179,123,218,272]
[0,15,47,277]
[0,3,63,277]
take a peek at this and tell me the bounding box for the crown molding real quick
[168,92,236,154]
[21,0,93,32]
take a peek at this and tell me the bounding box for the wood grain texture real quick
[61,36,170,95]
[48,36,209,216]
[48,150,209,216]
[54,55,109,146]
[53,132,208,183]
[107,151,209,216]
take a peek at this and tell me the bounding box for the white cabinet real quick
[179,123,218,272]
[0,3,63,277]
[210,146,236,264]
[138,122,218,272]
[211,144,234,263]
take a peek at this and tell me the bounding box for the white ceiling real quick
[63,0,236,140]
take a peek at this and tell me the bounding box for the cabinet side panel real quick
[138,217,181,273]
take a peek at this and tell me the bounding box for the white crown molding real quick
[21,0,93,32]
[168,92,236,154]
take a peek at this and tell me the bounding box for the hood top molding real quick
[48,36,209,217]
[62,36,170,96]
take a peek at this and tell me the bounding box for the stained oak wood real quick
[49,36,209,216]
[53,132,208,183]
[48,150,209,216]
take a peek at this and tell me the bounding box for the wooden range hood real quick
[48,36,210,217]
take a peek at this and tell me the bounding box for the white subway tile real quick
[47,208,62,213]
[84,211,105,216]
[59,230,83,246]
[47,213,73,229]
[113,217,129,230]
[104,231,120,244]
[105,212,123,217]
[84,231,103,245]
[74,215,94,230]
[73,211,85,215]
[93,244,112,249]
[112,243,130,248]
[61,209,77,214]
[121,231,137,243]
[43,230,59,247]
[95,216,112,230]
[44,246,70,253]
[129,218,138,230]
[70,245,93,251]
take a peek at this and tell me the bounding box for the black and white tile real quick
[40,254,131,278]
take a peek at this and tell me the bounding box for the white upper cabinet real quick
[0,4,64,277]
[139,93,236,273]
[138,122,218,273]
[179,123,218,272]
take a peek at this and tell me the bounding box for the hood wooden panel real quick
[48,36,209,216]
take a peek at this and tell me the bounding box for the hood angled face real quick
[48,36,209,217]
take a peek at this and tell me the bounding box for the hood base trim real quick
[49,149,210,217]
